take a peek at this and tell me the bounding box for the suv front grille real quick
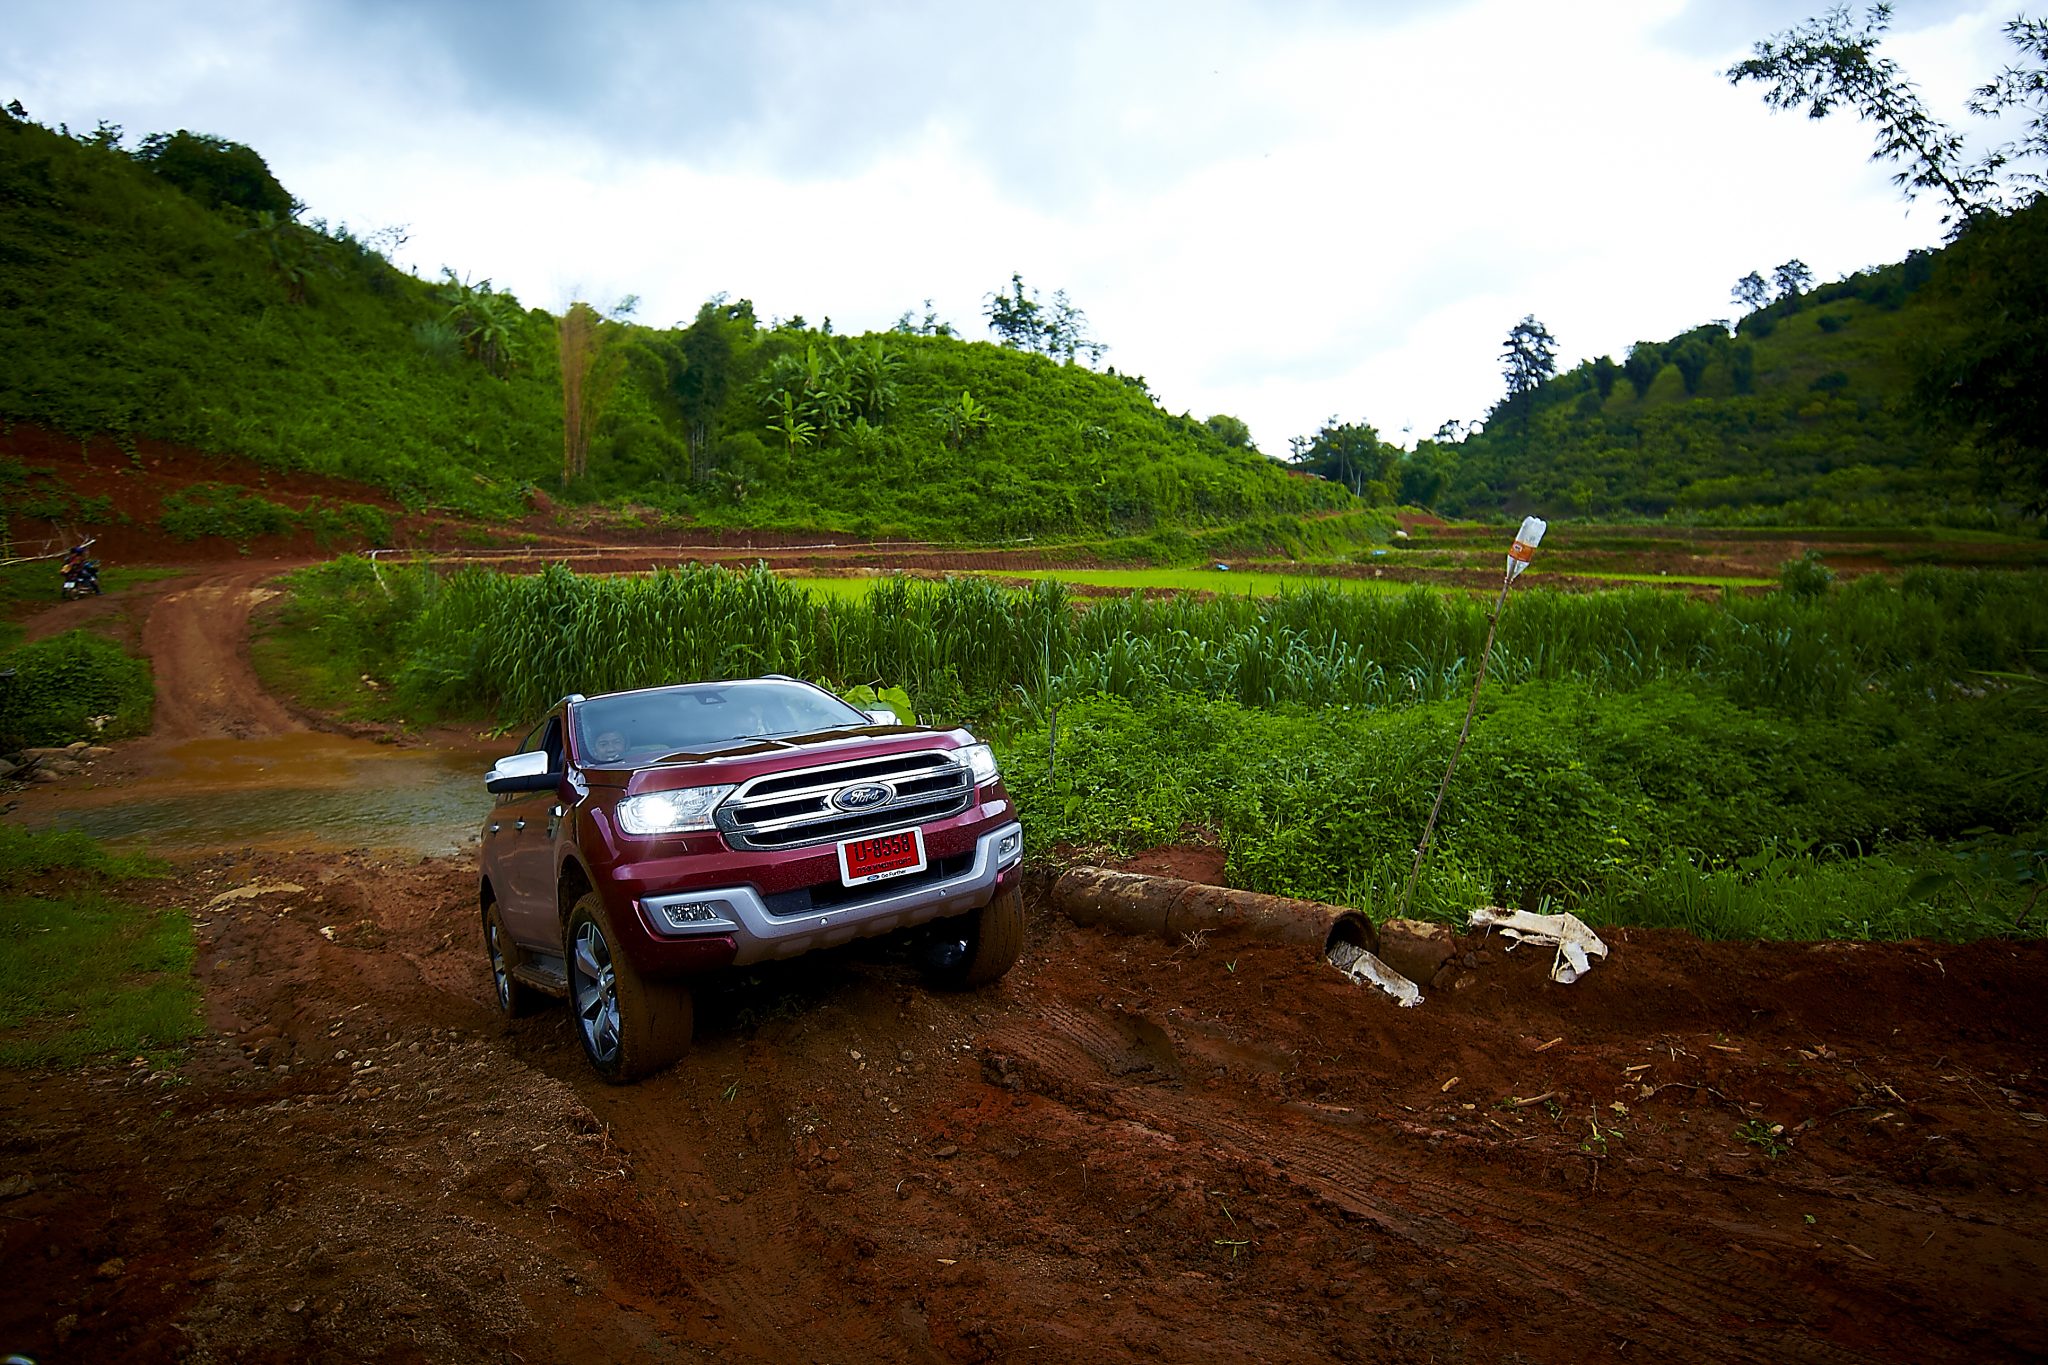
[715,749,974,851]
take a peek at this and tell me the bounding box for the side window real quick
[519,716,565,766]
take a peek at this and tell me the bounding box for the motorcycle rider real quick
[60,540,100,597]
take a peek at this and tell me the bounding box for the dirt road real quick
[3,565,2047,1362]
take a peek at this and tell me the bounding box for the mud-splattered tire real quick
[484,900,546,1018]
[931,884,1025,989]
[564,892,692,1083]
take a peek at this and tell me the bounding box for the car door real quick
[495,715,566,949]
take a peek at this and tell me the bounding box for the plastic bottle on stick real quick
[1507,515,1546,581]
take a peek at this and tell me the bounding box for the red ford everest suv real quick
[479,676,1025,1081]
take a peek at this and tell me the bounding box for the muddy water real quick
[20,733,493,858]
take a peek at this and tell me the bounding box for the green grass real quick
[999,688,2045,937]
[982,567,1414,595]
[0,558,187,610]
[1576,837,2044,942]
[0,825,195,1069]
[248,604,415,726]
[0,628,155,747]
[267,557,2048,726]
[1530,568,1774,588]
[788,567,1415,598]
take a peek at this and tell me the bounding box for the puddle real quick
[16,734,496,858]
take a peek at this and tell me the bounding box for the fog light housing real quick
[996,830,1022,865]
[645,896,736,932]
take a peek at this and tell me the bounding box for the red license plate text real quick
[838,828,927,885]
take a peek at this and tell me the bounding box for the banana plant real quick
[437,270,522,377]
[932,389,995,450]
[765,391,817,468]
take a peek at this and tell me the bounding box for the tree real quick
[436,271,523,377]
[1971,16,2048,194]
[132,129,294,218]
[1773,259,1814,300]
[841,336,901,424]
[1590,356,1620,400]
[1914,196,2048,508]
[765,391,817,468]
[1044,290,1106,365]
[558,301,624,485]
[1731,271,1771,312]
[1500,315,1557,401]
[1730,343,1758,395]
[1671,336,1714,396]
[893,299,953,337]
[674,297,750,483]
[1204,414,1254,450]
[1727,5,2048,221]
[1623,342,1664,400]
[1289,418,1396,501]
[983,273,1043,350]
[983,273,1104,363]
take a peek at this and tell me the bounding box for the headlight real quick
[957,742,1000,786]
[615,785,735,835]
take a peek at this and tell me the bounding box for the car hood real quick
[579,724,961,789]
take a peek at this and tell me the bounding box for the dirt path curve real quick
[141,570,306,741]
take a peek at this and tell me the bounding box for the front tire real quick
[564,892,693,1083]
[928,884,1025,989]
[483,900,546,1018]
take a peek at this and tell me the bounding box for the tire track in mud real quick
[560,1030,956,1364]
[142,572,303,741]
[986,1001,1972,1365]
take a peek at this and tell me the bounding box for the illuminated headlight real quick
[616,785,735,835]
[957,743,1000,786]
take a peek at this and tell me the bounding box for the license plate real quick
[839,828,926,886]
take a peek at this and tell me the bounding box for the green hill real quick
[0,112,1345,538]
[1412,201,2046,527]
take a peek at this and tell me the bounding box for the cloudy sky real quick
[3,0,2022,452]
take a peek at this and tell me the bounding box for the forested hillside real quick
[1411,197,2048,527]
[0,112,1345,537]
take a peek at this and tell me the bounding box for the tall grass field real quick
[260,558,2047,939]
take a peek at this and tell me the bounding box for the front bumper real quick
[633,821,1023,969]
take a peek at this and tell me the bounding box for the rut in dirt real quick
[142,572,303,741]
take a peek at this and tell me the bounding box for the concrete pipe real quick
[1051,866,1376,956]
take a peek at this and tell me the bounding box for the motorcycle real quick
[60,540,102,600]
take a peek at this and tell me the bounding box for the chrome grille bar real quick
[716,748,974,851]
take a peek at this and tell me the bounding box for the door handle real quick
[514,819,527,831]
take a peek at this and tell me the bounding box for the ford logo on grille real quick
[832,782,895,812]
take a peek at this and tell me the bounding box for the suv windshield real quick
[570,681,869,764]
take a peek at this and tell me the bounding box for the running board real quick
[511,952,569,998]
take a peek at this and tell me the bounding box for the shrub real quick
[1778,549,1835,599]
[0,630,153,747]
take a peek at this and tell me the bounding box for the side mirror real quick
[486,750,560,794]
[864,707,901,726]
